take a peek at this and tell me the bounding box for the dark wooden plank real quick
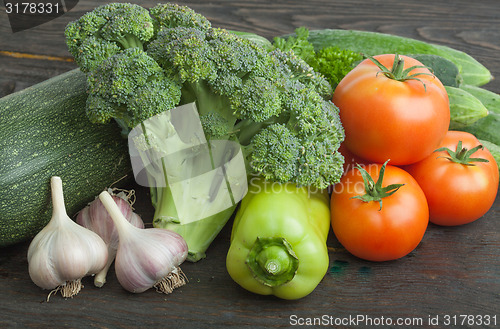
[1,0,499,328]
[1,0,500,90]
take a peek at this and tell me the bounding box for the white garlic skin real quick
[27,221,108,289]
[27,177,108,290]
[76,194,145,288]
[115,227,188,293]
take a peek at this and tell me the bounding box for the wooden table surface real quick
[1,0,499,328]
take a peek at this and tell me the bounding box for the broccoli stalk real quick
[65,2,345,261]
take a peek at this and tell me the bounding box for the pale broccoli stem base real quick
[153,195,237,262]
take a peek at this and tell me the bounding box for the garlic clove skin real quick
[77,193,143,248]
[27,227,65,290]
[76,192,145,288]
[99,191,188,294]
[27,176,108,297]
[115,228,188,293]
[94,247,117,288]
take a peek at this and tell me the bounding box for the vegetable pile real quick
[275,27,500,168]
[64,2,344,262]
[0,2,498,302]
[274,27,498,262]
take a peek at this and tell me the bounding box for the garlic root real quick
[46,280,83,302]
[154,267,188,294]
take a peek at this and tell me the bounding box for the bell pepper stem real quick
[246,237,299,287]
[256,245,292,276]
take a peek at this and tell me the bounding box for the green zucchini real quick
[306,29,492,86]
[0,69,132,247]
[445,86,488,129]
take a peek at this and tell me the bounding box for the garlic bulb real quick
[27,176,108,300]
[98,191,188,294]
[76,190,144,287]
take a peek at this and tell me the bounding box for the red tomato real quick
[332,54,450,165]
[404,131,499,226]
[330,162,429,261]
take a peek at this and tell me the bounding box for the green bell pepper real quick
[226,178,330,300]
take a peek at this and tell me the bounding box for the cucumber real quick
[0,69,132,247]
[479,139,500,172]
[306,29,492,86]
[445,86,488,130]
[459,84,500,115]
[462,113,500,146]
[230,30,273,51]
[409,54,462,87]
[456,85,500,147]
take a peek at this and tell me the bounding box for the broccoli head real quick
[65,3,155,72]
[85,47,181,129]
[75,6,345,188]
[149,3,211,32]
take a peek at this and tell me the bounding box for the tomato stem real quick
[351,160,404,211]
[435,140,489,166]
[367,54,435,91]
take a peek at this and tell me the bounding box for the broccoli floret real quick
[73,37,122,73]
[147,27,218,84]
[230,75,284,122]
[85,47,181,128]
[65,3,155,72]
[249,123,300,183]
[296,138,345,188]
[149,3,211,32]
[294,100,345,187]
[199,113,231,139]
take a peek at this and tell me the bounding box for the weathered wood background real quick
[1,0,499,328]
